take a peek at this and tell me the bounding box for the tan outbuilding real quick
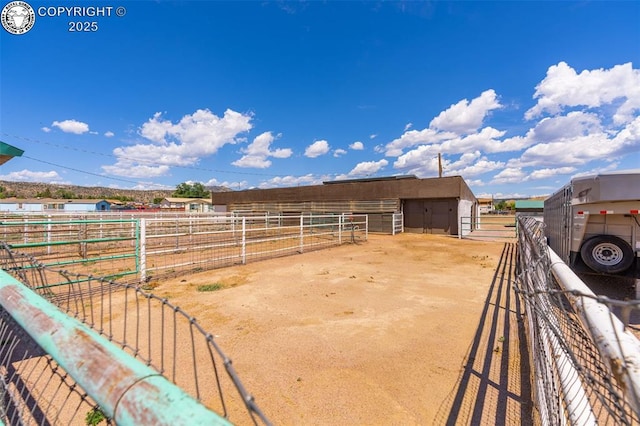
[212,175,479,235]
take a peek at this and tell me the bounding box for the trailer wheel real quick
[580,235,635,274]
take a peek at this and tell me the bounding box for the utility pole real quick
[438,153,442,178]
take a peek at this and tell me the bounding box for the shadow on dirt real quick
[433,242,534,425]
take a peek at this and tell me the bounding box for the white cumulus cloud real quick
[233,131,292,168]
[0,169,68,184]
[205,178,248,190]
[385,128,456,157]
[102,108,252,178]
[339,159,389,178]
[508,111,631,168]
[527,167,577,180]
[258,174,321,189]
[492,167,527,184]
[349,141,364,150]
[525,62,640,124]
[52,119,90,134]
[304,140,330,158]
[429,89,502,135]
[380,63,640,188]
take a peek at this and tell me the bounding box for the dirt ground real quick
[153,232,528,425]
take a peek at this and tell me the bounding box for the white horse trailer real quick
[544,172,640,278]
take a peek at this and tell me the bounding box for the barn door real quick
[425,200,451,234]
[403,199,453,234]
[403,199,424,233]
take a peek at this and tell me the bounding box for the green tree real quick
[0,186,12,199]
[54,188,77,199]
[110,195,134,202]
[172,182,210,198]
[36,188,53,198]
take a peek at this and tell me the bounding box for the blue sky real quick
[1,1,639,198]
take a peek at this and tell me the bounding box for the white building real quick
[0,198,111,212]
[159,197,213,213]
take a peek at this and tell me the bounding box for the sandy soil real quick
[152,233,526,425]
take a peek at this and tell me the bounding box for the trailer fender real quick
[580,235,635,274]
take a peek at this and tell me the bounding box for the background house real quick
[515,199,545,217]
[477,197,494,214]
[159,197,213,213]
[0,198,111,212]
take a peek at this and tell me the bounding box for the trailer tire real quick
[580,235,635,274]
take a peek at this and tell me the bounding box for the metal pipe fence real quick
[0,213,368,287]
[391,212,403,235]
[516,215,640,425]
[459,214,517,240]
[0,244,271,425]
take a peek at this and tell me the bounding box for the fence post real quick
[131,215,135,247]
[365,214,368,240]
[338,214,343,244]
[47,215,52,255]
[139,218,146,283]
[241,217,246,264]
[299,215,304,253]
[393,213,398,235]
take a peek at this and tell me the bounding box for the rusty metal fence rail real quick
[0,244,271,425]
[516,215,640,425]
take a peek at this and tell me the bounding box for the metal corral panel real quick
[365,213,396,233]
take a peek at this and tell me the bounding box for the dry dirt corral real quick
[155,233,529,425]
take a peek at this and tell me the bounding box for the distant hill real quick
[0,181,231,203]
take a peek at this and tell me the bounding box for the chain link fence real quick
[516,215,640,425]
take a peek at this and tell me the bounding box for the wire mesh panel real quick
[0,308,109,425]
[0,245,271,425]
[516,215,640,425]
